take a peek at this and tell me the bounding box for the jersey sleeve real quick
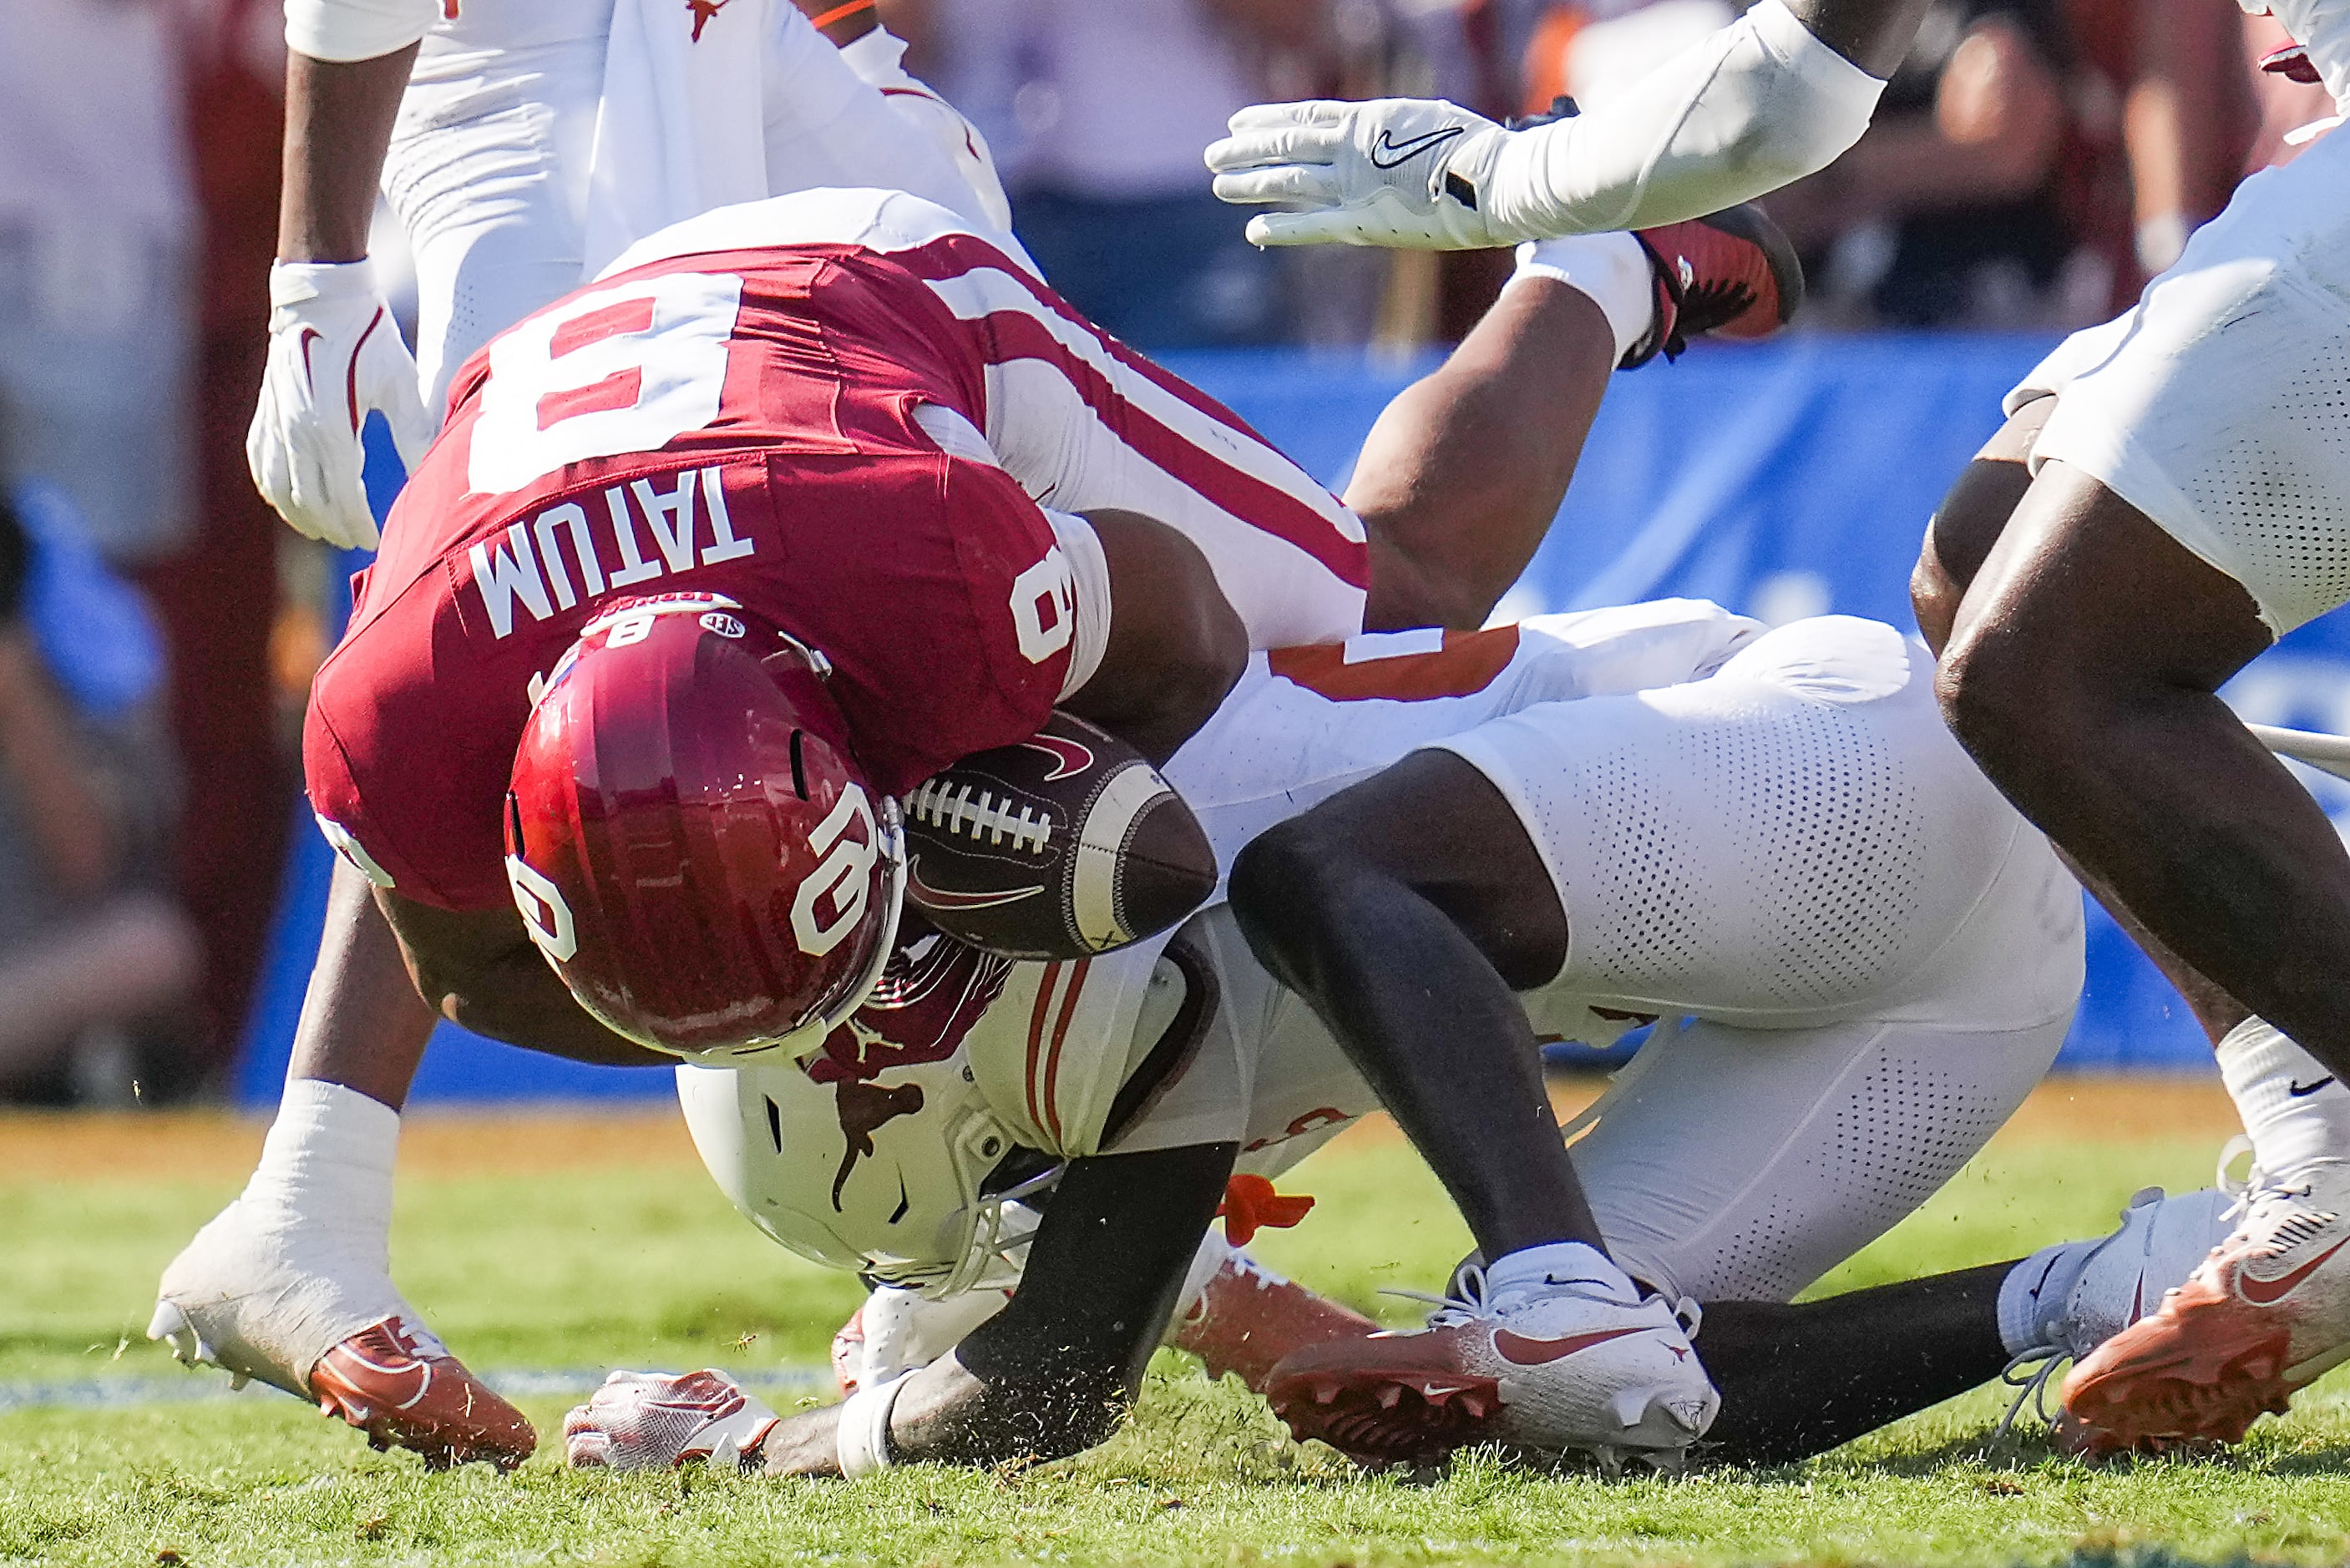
[302,568,539,912]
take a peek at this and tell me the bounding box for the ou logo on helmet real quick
[793,782,882,957]
[507,853,578,963]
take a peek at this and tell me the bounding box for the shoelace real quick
[1380,1259,1507,1326]
[2216,1134,2337,1249]
[1992,1352,2064,1444]
[1382,1260,1703,1338]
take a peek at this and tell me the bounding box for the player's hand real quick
[1205,99,1512,250]
[246,260,435,551]
[562,1369,780,1472]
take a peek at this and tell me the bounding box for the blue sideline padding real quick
[236,335,2350,1102]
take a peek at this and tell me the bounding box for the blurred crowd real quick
[0,0,2328,1103]
[878,0,2333,342]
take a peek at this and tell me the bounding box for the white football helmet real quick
[677,933,1053,1297]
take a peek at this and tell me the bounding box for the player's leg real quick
[1686,1178,2226,1464]
[1698,1188,2214,1465]
[1907,281,2350,1448]
[1940,466,2350,1448]
[1911,397,2049,656]
[1233,754,1725,1465]
[1552,996,2200,1465]
[1355,210,1802,632]
[1916,396,2261,1050]
[1935,136,2350,1072]
[1231,752,1587,1262]
[385,10,615,404]
[149,858,537,1467]
[1696,1270,2012,1464]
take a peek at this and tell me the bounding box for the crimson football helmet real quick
[504,593,904,1060]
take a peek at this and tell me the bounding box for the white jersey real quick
[983,608,2086,1305]
[689,605,2085,1304]
[963,599,1766,1160]
[376,0,1000,402]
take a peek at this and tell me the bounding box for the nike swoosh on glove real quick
[1204,99,1512,250]
[246,260,436,551]
[563,1369,780,1472]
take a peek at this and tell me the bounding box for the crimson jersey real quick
[306,236,1078,911]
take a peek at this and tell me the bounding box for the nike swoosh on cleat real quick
[2291,1077,2337,1097]
[324,1352,433,1412]
[2239,1236,2350,1305]
[1492,1326,1645,1365]
[1369,125,1466,169]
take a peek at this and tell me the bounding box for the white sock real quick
[1486,1240,1636,1302]
[1510,233,1655,364]
[2216,1017,2350,1180]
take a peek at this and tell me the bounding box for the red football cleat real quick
[1167,1244,1376,1392]
[1622,203,1805,368]
[308,1317,537,1471]
[2061,1163,2350,1454]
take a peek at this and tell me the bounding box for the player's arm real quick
[248,4,440,550]
[568,1143,1238,1474]
[809,1143,1233,1471]
[1205,0,1921,249]
[371,889,671,1067]
[1062,510,1247,766]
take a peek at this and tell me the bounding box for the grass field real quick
[13,1076,2350,1567]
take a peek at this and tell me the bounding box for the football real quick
[900,711,1217,962]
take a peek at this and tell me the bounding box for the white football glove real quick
[246,260,436,551]
[563,1369,780,1472]
[1205,99,1513,250]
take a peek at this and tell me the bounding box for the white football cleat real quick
[1265,1245,1717,1468]
[2064,1148,2350,1454]
[151,1188,533,1469]
[1994,1183,2236,1436]
[152,1185,413,1397]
